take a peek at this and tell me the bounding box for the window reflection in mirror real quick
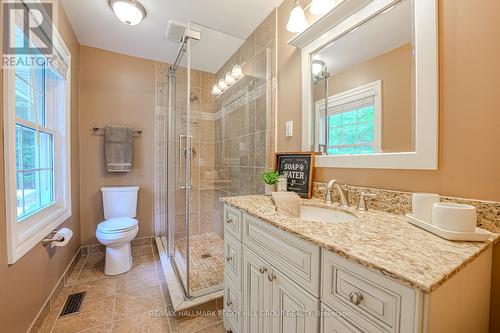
[312,0,415,156]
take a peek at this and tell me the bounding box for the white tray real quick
[406,214,492,242]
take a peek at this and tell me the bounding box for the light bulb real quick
[224,72,236,86]
[218,78,228,91]
[211,84,222,96]
[231,64,243,80]
[286,1,308,33]
[310,0,336,15]
[109,0,147,26]
[311,55,325,75]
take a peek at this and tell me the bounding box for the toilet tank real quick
[101,186,139,219]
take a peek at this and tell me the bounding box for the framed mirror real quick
[292,0,438,169]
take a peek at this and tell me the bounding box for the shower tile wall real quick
[154,62,168,236]
[154,10,276,241]
[214,10,277,234]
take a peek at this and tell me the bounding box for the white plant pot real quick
[264,184,276,196]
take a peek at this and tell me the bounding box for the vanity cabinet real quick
[242,246,319,333]
[223,203,493,333]
[224,204,319,333]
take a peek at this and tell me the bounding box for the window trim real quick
[315,80,382,155]
[3,21,72,264]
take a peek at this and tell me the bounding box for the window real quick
[4,11,71,263]
[317,81,381,155]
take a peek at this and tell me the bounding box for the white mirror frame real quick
[294,0,438,170]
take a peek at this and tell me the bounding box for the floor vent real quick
[201,253,212,259]
[60,292,86,317]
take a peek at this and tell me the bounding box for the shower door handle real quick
[178,134,193,190]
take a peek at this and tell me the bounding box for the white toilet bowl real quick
[96,186,140,276]
[96,217,139,275]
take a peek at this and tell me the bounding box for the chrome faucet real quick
[324,179,349,207]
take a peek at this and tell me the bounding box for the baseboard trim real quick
[26,247,83,333]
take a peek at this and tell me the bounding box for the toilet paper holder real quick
[42,230,66,246]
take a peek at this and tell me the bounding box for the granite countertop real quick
[221,195,500,293]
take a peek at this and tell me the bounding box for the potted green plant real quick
[261,170,280,196]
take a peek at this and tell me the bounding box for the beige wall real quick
[277,0,500,202]
[0,1,81,332]
[315,43,414,152]
[78,46,155,245]
[277,0,500,329]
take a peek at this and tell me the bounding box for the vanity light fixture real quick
[109,0,147,26]
[224,72,236,86]
[231,64,244,80]
[311,55,326,76]
[211,64,245,96]
[211,84,222,96]
[218,78,228,91]
[286,0,308,33]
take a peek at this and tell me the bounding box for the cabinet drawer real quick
[242,213,320,297]
[321,303,384,333]
[224,204,242,240]
[322,250,417,333]
[224,274,242,333]
[224,232,242,288]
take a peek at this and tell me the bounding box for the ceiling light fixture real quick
[109,0,147,26]
[286,1,308,33]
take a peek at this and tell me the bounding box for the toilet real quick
[96,186,140,275]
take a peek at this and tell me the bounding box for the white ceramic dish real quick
[433,202,477,232]
[406,214,491,242]
[412,193,440,223]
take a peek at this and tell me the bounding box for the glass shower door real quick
[168,37,193,297]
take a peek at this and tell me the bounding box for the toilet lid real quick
[97,217,138,234]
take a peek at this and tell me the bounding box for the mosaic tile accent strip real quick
[313,182,500,233]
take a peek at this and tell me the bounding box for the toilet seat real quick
[97,217,138,234]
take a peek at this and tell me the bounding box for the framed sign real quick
[275,152,316,198]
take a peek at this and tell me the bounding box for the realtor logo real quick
[2,0,53,67]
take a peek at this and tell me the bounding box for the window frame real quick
[315,80,382,155]
[3,18,72,264]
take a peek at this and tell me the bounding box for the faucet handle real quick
[357,192,377,211]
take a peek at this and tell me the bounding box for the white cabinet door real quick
[242,246,272,333]
[270,269,319,333]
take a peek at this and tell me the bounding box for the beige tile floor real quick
[37,238,225,333]
[175,233,224,293]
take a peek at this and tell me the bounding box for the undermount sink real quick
[300,206,356,224]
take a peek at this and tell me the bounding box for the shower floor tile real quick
[174,232,224,293]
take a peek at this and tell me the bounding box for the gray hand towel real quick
[104,126,133,172]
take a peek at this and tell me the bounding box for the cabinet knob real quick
[226,256,233,262]
[349,291,363,305]
[267,272,276,281]
[258,266,267,274]
[226,300,233,307]
[225,217,232,224]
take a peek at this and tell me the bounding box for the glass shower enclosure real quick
[155,16,276,305]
